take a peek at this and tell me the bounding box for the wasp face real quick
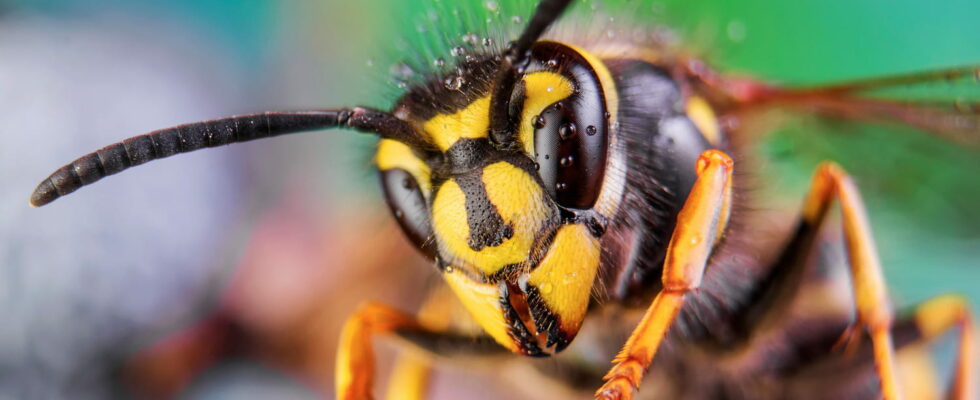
[377,42,624,355]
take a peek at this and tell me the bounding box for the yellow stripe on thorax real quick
[517,72,575,154]
[375,139,432,195]
[423,96,491,151]
[686,96,721,146]
[431,161,550,275]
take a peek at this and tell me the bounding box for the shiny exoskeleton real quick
[30,0,977,399]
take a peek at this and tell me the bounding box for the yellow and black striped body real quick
[375,40,722,356]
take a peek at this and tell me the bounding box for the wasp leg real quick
[781,295,975,400]
[594,150,734,400]
[336,300,504,400]
[788,162,907,400]
[382,285,463,400]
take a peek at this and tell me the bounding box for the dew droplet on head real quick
[444,76,464,90]
[560,156,574,167]
[532,115,547,129]
[586,125,597,135]
[558,122,577,140]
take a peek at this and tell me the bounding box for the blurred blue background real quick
[1,0,977,399]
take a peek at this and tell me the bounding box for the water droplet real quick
[545,59,558,68]
[444,76,465,90]
[556,182,568,191]
[512,15,523,24]
[560,156,574,167]
[395,81,408,89]
[544,154,551,160]
[539,283,553,294]
[482,37,494,47]
[546,86,554,92]
[532,115,547,129]
[451,46,466,57]
[484,1,499,12]
[533,162,540,170]
[433,58,445,68]
[604,111,611,120]
[445,265,455,273]
[559,122,577,140]
[586,125,597,136]
[462,33,480,45]
[391,62,415,79]
[394,209,404,218]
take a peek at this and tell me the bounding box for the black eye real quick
[531,45,609,209]
[380,168,436,258]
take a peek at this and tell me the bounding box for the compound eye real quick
[380,168,436,258]
[532,83,608,210]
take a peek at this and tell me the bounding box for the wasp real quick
[29,0,978,399]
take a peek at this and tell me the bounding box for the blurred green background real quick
[2,0,978,398]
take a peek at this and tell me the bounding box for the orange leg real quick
[910,295,976,400]
[336,302,423,400]
[801,162,905,400]
[595,150,734,400]
[381,286,461,400]
[336,295,499,400]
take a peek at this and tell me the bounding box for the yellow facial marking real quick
[517,72,575,154]
[442,269,518,352]
[686,96,721,146]
[422,96,491,151]
[431,161,550,275]
[375,139,431,195]
[527,224,600,334]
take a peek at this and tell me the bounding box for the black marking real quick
[454,169,514,251]
[392,328,506,358]
[500,283,545,357]
[523,284,572,352]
